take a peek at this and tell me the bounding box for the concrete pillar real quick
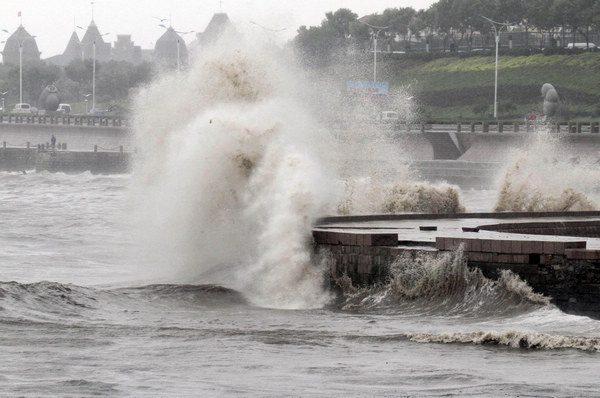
[26,142,30,149]
[94,145,98,152]
[470,123,475,133]
[577,123,582,133]
[483,122,489,133]
[498,122,503,133]
[119,145,123,153]
[456,124,461,132]
[62,143,67,150]
[420,123,425,133]
[513,123,519,132]
[2,141,5,148]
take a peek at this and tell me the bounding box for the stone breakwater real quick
[313,212,600,318]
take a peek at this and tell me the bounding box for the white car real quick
[57,103,71,114]
[13,103,32,113]
[379,111,399,121]
[566,42,597,50]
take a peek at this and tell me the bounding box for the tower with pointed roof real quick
[154,26,188,69]
[1,25,41,65]
[80,20,111,62]
[195,13,235,47]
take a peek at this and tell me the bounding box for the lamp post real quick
[158,24,193,71]
[91,32,109,113]
[480,15,512,119]
[0,90,7,112]
[17,35,37,105]
[84,93,91,113]
[358,20,389,82]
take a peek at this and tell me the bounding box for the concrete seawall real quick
[0,147,131,174]
[313,212,600,318]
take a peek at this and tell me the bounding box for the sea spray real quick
[130,39,335,308]
[337,179,465,215]
[494,127,599,212]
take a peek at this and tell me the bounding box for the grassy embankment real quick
[363,52,600,121]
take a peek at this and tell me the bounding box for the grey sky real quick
[0,0,435,58]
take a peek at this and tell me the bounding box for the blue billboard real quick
[346,81,389,97]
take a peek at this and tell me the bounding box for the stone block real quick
[435,237,447,250]
[347,233,358,246]
[312,231,326,244]
[371,233,398,246]
[498,254,512,263]
[512,254,530,264]
[511,240,523,254]
[500,240,512,253]
[543,241,555,254]
[491,240,502,253]
[471,239,483,252]
[481,239,492,252]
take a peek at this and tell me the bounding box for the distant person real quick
[50,134,56,148]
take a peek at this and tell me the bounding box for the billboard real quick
[346,81,389,97]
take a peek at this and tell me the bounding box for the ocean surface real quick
[1,171,599,397]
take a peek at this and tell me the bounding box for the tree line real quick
[293,0,600,66]
[0,59,154,113]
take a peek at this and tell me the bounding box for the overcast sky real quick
[0,0,435,58]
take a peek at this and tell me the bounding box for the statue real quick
[541,83,559,117]
[38,84,61,112]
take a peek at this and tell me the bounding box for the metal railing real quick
[0,114,129,128]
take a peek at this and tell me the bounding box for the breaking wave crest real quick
[495,157,596,212]
[408,330,600,352]
[337,247,550,316]
[337,180,465,215]
[494,130,599,212]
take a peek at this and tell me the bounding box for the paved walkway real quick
[314,213,600,249]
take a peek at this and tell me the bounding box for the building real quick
[194,13,235,47]
[1,25,40,65]
[45,31,82,66]
[80,20,111,62]
[154,26,188,69]
[112,35,142,64]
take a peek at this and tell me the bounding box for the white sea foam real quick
[130,36,335,309]
[494,127,599,212]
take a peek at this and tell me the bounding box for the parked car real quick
[13,103,32,113]
[379,111,399,121]
[57,103,71,114]
[567,42,597,50]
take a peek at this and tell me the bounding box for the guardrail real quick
[365,121,600,134]
[0,113,129,128]
[1,140,128,153]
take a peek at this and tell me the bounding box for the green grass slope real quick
[377,52,600,121]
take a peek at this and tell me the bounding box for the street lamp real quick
[0,90,7,112]
[91,33,109,113]
[84,93,91,113]
[358,20,390,82]
[158,24,193,71]
[480,15,512,119]
[17,35,37,105]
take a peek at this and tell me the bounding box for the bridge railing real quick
[0,114,129,128]
[385,121,600,134]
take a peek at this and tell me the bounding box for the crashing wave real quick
[336,246,550,316]
[338,180,465,215]
[408,330,600,352]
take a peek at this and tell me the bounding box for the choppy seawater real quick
[1,172,600,397]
